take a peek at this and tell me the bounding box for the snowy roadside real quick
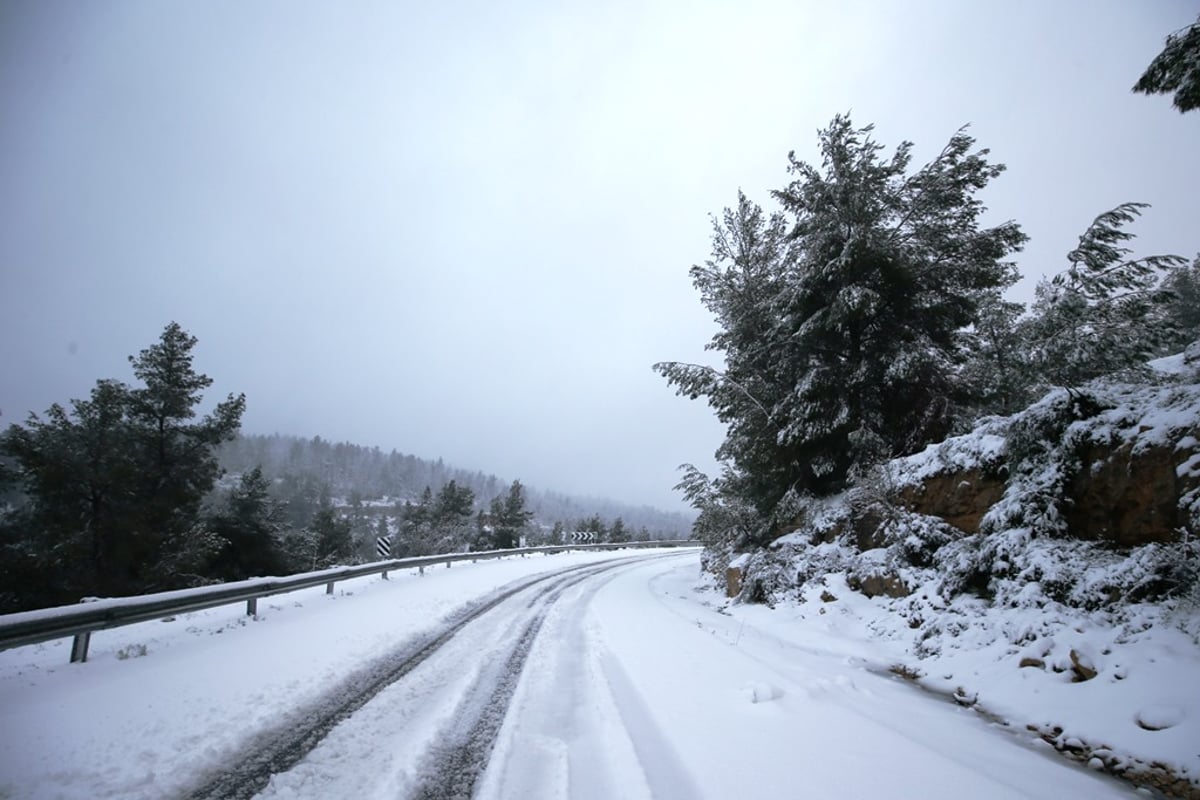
[573,556,1135,799]
[0,549,665,800]
[689,567,1200,797]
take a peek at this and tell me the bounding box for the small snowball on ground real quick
[1135,705,1184,731]
[739,681,783,704]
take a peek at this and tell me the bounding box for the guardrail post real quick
[246,598,257,617]
[382,570,389,580]
[70,632,91,663]
[418,565,424,576]
[326,581,335,595]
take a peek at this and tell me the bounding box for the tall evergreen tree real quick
[608,516,629,543]
[1,323,244,603]
[658,116,1025,522]
[1,379,135,601]
[309,500,354,568]
[491,479,533,549]
[207,467,287,580]
[428,480,474,552]
[434,480,474,526]
[125,322,245,587]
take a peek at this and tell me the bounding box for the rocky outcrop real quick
[895,421,1198,548]
[895,467,1006,535]
[725,564,744,598]
[727,383,1200,605]
[1065,439,1198,545]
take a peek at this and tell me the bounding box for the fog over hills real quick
[217,433,695,538]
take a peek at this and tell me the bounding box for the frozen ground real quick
[0,549,1152,798]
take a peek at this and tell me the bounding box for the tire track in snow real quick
[407,564,619,800]
[184,558,645,800]
[408,613,547,800]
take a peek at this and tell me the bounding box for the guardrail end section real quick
[70,632,91,663]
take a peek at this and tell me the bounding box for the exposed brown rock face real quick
[896,430,1199,546]
[1065,440,1197,546]
[726,565,743,598]
[895,468,1006,535]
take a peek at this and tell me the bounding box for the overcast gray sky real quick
[1,1,1197,511]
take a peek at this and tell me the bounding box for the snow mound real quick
[739,681,783,704]
[1135,705,1184,731]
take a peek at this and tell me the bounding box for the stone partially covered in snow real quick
[1070,647,1098,682]
[726,553,751,598]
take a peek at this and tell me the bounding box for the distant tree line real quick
[216,433,695,539]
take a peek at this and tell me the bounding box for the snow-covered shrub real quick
[880,511,957,569]
[116,643,149,660]
[934,532,1200,614]
[981,389,1110,539]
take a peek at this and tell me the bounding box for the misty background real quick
[1,1,1197,512]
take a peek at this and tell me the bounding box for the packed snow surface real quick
[0,550,1150,798]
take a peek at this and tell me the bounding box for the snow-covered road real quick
[0,549,1136,799]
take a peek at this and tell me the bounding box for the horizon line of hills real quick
[216,433,696,538]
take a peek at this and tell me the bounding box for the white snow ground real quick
[0,549,1151,799]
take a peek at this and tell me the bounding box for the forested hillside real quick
[215,433,692,540]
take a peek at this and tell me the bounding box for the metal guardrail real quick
[0,540,697,663]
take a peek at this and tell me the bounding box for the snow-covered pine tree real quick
[660,116,1026,525]
[772,117,1027,496]
[489,479,532,549]
[1029,203,1184,388]
[784,117,1027,474]
[2,323,244,602]
[207,466,288,580]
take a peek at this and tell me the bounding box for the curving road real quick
[1,550,1137,798]
[188,551,1134,800]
